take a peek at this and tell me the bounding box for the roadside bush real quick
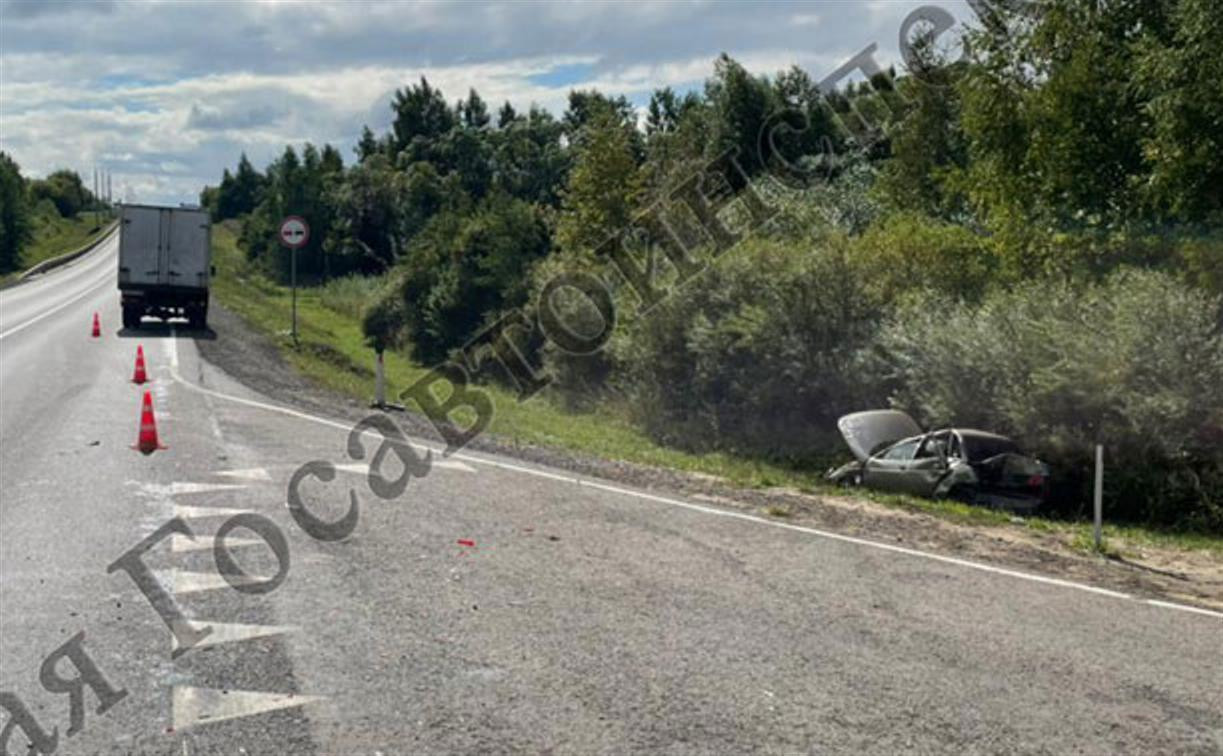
[1176,233,1223,297]
[371,195,551,365]
[620,237,884,460]
[850,211,996,303]
[28,169,89,218]
[361,273,408,353]
[874,269,1223,529]
[529,250,636,408]
[319,274,384,320]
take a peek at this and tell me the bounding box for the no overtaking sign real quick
[279,216,310,249]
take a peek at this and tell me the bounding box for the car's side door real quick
[862,438,922,493]
[900,432,952,496]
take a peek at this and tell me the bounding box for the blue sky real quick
[0,0,977,205]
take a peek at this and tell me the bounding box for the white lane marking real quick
[0,268,112,340]
[171,534,262,553]
[215,467,273,481]
[174,504,254,519]
[162,570,270,595]
[335,459,475,475]
[167,326,180,369]
[170,621,296,652]
[169,367,1223,621]
[144,482,246,496]
[1144,599,1223,618]
[172,686,322,730]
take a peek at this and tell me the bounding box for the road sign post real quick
[1093,444,1104,551]
[278,216,310,345]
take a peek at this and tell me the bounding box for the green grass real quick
[22,208,110,269]
[210,222,1223,556]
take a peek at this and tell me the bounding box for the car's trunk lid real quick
[836,410,923,462]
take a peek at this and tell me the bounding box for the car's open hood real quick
[836,410,922,462]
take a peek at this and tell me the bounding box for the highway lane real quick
[0,230,119,341]
[1,240,1221,754]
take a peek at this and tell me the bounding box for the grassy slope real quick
[210,222,1222,556]
[23,209,109,268]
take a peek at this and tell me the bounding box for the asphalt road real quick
[1,239,1220,755]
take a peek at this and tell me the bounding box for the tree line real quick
[205,0,1222,530]
[0,158,104,273]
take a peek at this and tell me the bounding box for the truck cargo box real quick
[118,204,212,329]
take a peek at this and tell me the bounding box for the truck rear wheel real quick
[188,306,207,330]
[122,305,140,330]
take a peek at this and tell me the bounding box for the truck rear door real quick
[118,206,164,289]
[166,210,210,290]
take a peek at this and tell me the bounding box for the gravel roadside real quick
[194,301,1222,612]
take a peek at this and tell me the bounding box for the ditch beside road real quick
[197,295,1223,613]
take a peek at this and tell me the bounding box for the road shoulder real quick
[194,301,1223,613]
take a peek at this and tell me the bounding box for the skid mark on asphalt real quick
[172,687,323,731]
[168,365,1223,622]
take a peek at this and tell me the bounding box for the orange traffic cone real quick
[91,313,101,338]
[131,345,148,384]
[132,389,166,454]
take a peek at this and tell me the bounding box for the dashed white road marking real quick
[215,467,273,482]
[168,366,1223,621]
[148,482,246,496]
[173,504,254,519]
[170,620,296,652]
[335,459,475,475]
[171,534,262,553]
[172,686,322,730]
[161,570,271,596]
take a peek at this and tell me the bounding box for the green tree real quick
[1135,0,1223,222]
[378,194,551,363]
[0,151,32,273]
[356,125,380,162]
[489,106,568,206]
[958,0,1173,231]
[556,103,641,253]
[390,77,456,159]
[213,153,265,220]
[459,88,491,129]
[876,35,968,219]
[497,101,519,129]
[28,169,91,218]
[704,53,776,182]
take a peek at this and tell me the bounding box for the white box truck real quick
[117,204,213,329]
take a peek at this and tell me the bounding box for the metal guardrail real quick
[13,221,120,283]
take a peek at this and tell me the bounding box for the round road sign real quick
[278,216,310,249]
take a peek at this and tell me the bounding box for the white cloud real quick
[0,0,976,204]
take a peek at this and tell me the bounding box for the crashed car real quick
[826,410,1050,512]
